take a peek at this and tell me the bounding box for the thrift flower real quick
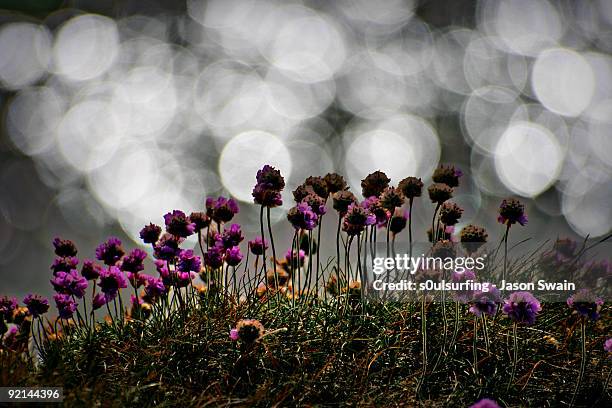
[287,202,318,231]
[52,237,78,257]
[323,172,347,194]
[332,190,357,215]
[95,237,125,266]
[469,399,500,408]
[503,291,541,325]
[98,266,128,301]
[120,248,147,273]
[248,237,268,255]
[23,294,49,318]
[567,289,604,321]
[469,286,501,317]
[0,296,18,320]
[361,171,390,198]
[51,256,79,275]
[225,246,243,266]
[342,203,376,236]
[432,164,462,188]
[206,196,240,223]
[177,249,202,272]
[81,260,102,280]
[498,198,527,226]
[50,269,88,298]
[139,223,162,244]
[164,210,195,238]
[235,319,265,343]
[53,294,77,319]
[398,176,424,199]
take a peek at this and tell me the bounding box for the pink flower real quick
[230,328,239,341]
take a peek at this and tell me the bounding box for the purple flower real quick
[139,223,162,245]
[206,196,239,224]
[248,237,268,256]
[145,276,166,299]
[120,248,147,273]
[450,269,477,303]
[605,338,612,354]
[153,233,182,261]
[285,248,305,267]
[0,296,18,320]
[98,266,128,301]
[164,210,196,238]
[52,237,78,257]
[469,285,501,317]
[92,293,107,310]
[252,165,285,207]
[50,269,88,298]
[287,202,318,231]
[301,193,327,217]
[343,203,376,236]
[362,196,390,228]
[230,328,239,341]
[567,289,604,321]
[174,271,195,288]
[204,245,224,269]
[53,294,77,319]
[220,224,244,249]
[469,398,500,408]
[225,246,243,266]
[177,249,202,272]
[95,237,125,266]
[252,184,283,208]
[81,259,102,280]
[502,291,541,325]
[256,165,285,191]
[127,272,148,288]
[51,256,79,275]
[23,294,49,318]
[498,198,527,226]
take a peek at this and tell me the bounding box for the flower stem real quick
[570,318,587,407]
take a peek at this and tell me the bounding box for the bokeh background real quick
[1,0,611,298]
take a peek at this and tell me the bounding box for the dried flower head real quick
[398,176,424,199]
[567,289,604,321]
[389,210,408,235]
[292,184,312,203]
[379,187,404,212]
[235,319,265,343]
[502,291,541,325]
[460,225,488,253]
[253,184,283,208]
[342,203,376,236]
[323,173,347,194]
[189,212,210,232]
[266,269,290,288]
[361,171,390,198]
[139,223,162,245]
[432,164,462,188]
[427,183,453,204]
[304,176,328,198]
[52,237,78,257]
[498,198,527,226]
[439,202,463,226]
[332,190,357,215]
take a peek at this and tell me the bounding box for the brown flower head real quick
[189,212,210,231]
[460,224,488,253]
[323,173,347,194]
[428,183,453,204]
[361,170,390,198]
[236,319,264,343]
[332,190,357,215]
[398,177,424,199]
[379,186,405,212]
[432,164,462,188]
[439,202,463,226]
[304,176,328,199]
